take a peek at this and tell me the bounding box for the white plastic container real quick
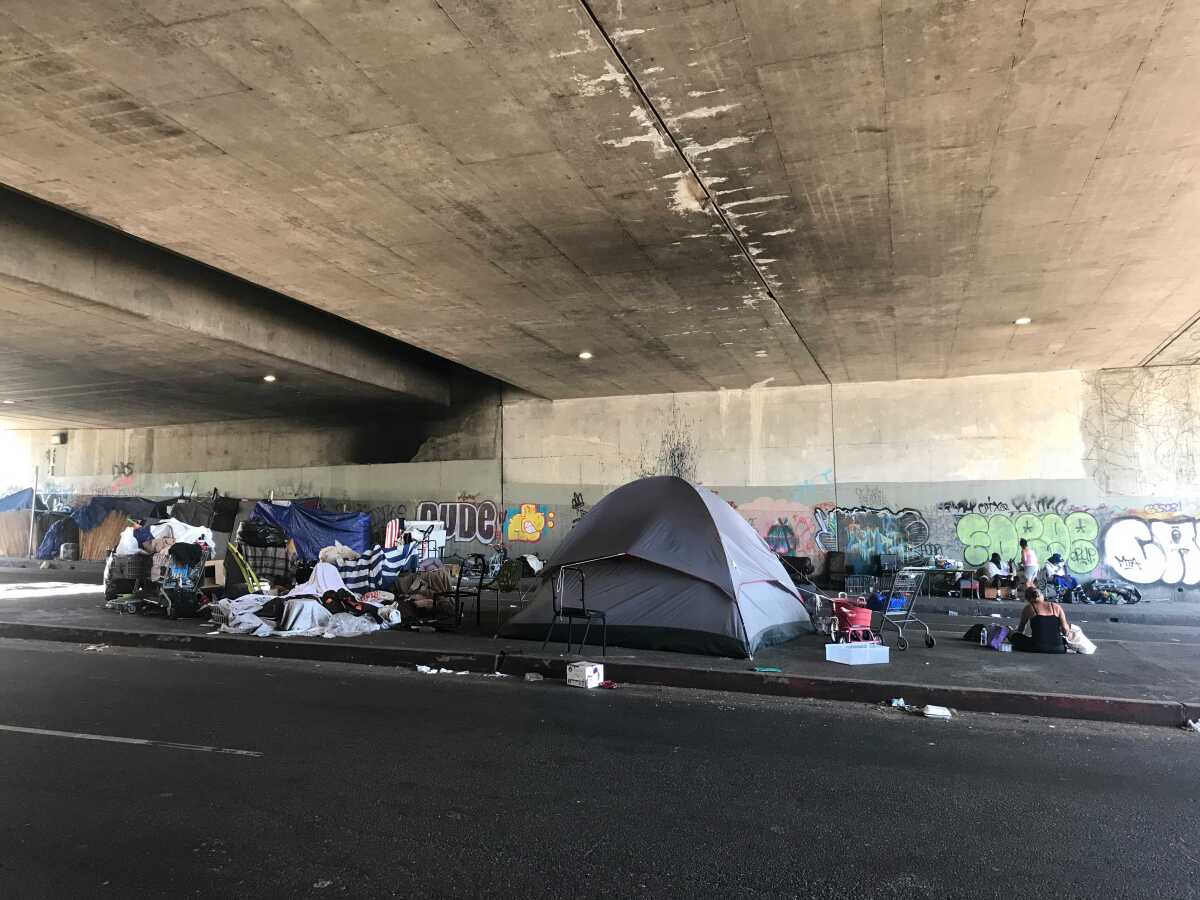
[825,642,890,666]
[566,660,604,688]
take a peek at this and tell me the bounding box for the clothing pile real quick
[115,518,215,557]
[212,563,407,639]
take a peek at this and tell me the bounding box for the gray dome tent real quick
[500,476,812,658]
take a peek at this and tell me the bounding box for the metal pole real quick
[26,465,38,558]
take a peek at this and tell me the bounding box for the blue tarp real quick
[252,501,371,559]
[36,518,74,560]
[0,488,33,512]
[72,497,167,532]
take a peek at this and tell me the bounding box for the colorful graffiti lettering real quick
[417,500,500,544]
[506,503,555,543]
[815,506,931,573]
[1103,517,1200,586]
[955,511,1099,574]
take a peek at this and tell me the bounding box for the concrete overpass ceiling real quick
[0,1,1197,399]
[0,275,439,429]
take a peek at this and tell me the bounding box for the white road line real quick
[0,723,262,757]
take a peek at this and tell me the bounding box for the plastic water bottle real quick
[980,626,988,646]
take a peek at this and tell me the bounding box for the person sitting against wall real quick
[1009,587,1069,653]
[979,552,1010,585]
[1044,553,1080,596]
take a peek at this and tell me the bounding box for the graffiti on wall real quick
[1103,517,1200,586]
[368,503,408,545]
[954,511,1100,574]
[416,500,500,544]
[816,506,934,572]
[506,503,555,543]
[739,498,824,559]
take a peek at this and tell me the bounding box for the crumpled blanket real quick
[214,594,274,635]
[394,569,452,598]
[287,561,353,599]
[214,592,382,639]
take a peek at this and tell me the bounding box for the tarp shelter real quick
[252,501,371,559]
[0,488,37,513]
[501,476,812,658]
[72,497,169,532]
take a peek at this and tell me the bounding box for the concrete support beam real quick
[0,186,449,408]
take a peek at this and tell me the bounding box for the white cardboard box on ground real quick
[566,661,604,688]
[825,642,890,666]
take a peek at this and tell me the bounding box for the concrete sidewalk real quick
[1,573,1197,729]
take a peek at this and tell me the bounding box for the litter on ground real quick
[416,665,466,675]
[1185,719,1200,734]
[524,672,544,682]
[83,644,109,652]
[887,698,953,719]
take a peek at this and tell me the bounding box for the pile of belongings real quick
[116,518,215,557]
[114,518,215,582]
[1085,579,1143,605]
[211,556,461,639]
[231,519,291,587]
[326,540,439,594]
[211,562,404,639]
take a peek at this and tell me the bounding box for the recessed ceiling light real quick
[262,374,277,382]
[1,400,13,405]
[754,350,768,358]
[578,351,593,360]
[1014,316,1032,326]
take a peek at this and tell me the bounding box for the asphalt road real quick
[0,639,1195,899]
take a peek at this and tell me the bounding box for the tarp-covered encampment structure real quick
[252,501,371,559]
[0,489,38,556]
[0,488,35,513]
[501,476,812,658]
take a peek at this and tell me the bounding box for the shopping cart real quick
[844,575,878,596]
[873,567,934,650]
[827,595,878,644]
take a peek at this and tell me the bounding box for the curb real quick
[0,621,1193,729]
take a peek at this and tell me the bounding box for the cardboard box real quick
[566,660,604,688]
[825,642,889,666]
[201,558,225,588]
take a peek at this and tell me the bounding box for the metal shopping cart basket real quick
[873,567,934,650]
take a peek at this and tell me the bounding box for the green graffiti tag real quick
[955,511,1100,574]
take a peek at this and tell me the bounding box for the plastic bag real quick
[322,612,380,639]
[1066,625,1096,655]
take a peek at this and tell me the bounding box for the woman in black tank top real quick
[1010,587,1069,653]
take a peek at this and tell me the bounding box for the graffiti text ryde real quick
[1103,517,1200,586]
[416,500,499,544]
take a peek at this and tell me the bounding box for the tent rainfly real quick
[500,476,813,658]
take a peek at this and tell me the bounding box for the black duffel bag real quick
[237,519,288,548]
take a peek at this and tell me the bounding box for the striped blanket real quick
[336,544,415,594]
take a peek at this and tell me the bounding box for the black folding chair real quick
[424,553,486,631]
[541,564,606,657]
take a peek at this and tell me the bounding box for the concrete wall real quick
[7,365,1200,598]
[502,368,1200,599]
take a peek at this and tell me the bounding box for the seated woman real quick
[978,552,1010,585]
[1009,587,1069,653]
